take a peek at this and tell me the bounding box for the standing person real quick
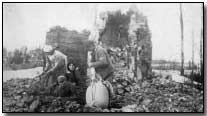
[87,41,115,98]
[88,41,114,81]
[42,45,68,88]
[139,45,151,79]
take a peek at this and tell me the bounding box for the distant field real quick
[152,69,202,85]
[3,63,42,71]
[2,66,199,85]
[3,67,43,82]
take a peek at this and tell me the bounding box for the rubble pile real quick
[3,70,203,112]
[110,70,203,112]
[3,78,84,112]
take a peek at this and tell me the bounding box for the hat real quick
[57,75,66,83]
[43,45,53,53]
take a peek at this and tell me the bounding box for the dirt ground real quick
[3,67,43,82]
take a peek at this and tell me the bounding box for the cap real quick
[57,75,66,83]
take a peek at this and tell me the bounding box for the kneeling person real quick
[50,75,76,97]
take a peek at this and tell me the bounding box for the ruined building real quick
[45,6,152,78]
[128,6,152,78]
[98,6,152,79]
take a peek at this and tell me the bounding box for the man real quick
[88,41,115,98]
[88,41,114,81]
[42,45,68,88]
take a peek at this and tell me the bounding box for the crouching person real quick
[49,75,76,97]
[41,45,68,88]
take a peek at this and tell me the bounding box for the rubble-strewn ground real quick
[3,65,203,112]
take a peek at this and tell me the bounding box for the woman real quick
[65,63,81,86]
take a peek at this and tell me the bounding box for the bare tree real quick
[191,30,194,74]
[179,3,184,76]
[200,6,203,76]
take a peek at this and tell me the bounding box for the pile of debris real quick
[110,70,203,112]
[3,70,203,112]
[3,78,84,112]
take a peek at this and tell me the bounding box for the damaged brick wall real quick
[45,26,89,75]
[99,8,152,78]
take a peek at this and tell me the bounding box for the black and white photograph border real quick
[2,1,205,114]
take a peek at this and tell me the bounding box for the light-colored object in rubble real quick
[128,71,134,79]
[137,66,142,80]
[87,51,96,80]
[87,67,96,80]
[130,56,135,71]
[152,70,190,83]
[86,81,109,108]
[122,104,137,112]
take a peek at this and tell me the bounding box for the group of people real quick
[40,45,81,97]
[39,39,115,105]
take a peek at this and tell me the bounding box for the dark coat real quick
[51,81,76,97]
[65,69,81,85]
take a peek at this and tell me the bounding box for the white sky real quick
[3,3,203,63]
